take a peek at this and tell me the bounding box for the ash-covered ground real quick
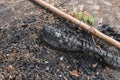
[0,0,120,80]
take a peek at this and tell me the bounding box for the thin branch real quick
[34,0,120,49]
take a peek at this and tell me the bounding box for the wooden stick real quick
[34,0,120,49]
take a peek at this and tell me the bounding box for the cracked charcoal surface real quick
[41,26,120,69]
[42,26,94,51]
[0,0,120,80]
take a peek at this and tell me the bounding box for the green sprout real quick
[71,11,95,26]
[73,11,78,19]
[83,12,89,23]
[88,15,94,25]
[77,11,83,20]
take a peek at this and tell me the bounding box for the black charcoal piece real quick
[41,26,120,69]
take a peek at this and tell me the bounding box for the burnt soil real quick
[0,0,120,80]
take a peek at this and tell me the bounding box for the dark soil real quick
[0,0,120,80]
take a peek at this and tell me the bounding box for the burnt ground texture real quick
[0,0,120,80]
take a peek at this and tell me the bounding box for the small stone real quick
[45,61,49,64]
[96,72,99,75]
[59,56,64,61]
[46,67,49,70]
[59,75,62,77]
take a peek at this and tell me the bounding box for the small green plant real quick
[88,15,94,25]
[73,11,83,20]
[71,11,94,26]
[83,12,89,23]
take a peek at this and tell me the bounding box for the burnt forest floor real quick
[0,0,120,80]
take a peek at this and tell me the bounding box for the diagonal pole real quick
[34,0,120,49]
